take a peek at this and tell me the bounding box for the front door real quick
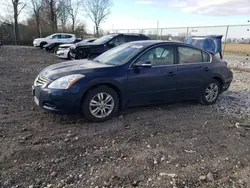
[176,46,213,100]
[126,45,178,106]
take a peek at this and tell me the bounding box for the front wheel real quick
[200,79,221,105]
[81,86,119,122]
[40,42,47,49]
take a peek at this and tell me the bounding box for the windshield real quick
[93,43,144,65]
[92,35,116,44]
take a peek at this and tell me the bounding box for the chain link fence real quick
[108,24,250,55]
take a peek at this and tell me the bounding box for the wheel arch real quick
[211,75,224,92]
[81,82,123,109]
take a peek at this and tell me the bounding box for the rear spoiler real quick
[184,35,223,59]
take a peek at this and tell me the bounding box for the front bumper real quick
[33,41,40,47]
[32,85,82,114]
[56,49,69,59]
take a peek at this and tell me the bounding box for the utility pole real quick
[157,20,159,40]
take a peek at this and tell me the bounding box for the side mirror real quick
[133,61,152,68]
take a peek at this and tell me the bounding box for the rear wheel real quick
[200,79,220,105]
[81,86,119,122]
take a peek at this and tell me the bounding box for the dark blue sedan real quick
[32,41,233,122]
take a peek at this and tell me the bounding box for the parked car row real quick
[32,33,233,122]
[33,33,152,60]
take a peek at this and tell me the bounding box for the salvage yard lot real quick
[0,46,250,188]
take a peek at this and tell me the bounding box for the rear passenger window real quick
[178,47,202,64]
[202,52,210,62]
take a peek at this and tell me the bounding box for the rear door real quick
[175,46,212,100]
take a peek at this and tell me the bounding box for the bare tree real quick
[68,0,80,32]
[57,0,70,32]
[31,0,42,37]
[42,0,58,32]
[82,0,112,37]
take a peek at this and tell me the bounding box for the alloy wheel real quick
[89,92,115,119]
[205,83,219,102]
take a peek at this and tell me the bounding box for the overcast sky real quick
[99,0,249,29]
[91,0,250,38]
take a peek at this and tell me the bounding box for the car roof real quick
[52,33,75,35]
[109,33,149,37]
[128,40,211,53]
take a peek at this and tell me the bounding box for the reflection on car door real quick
[126,45,178,106]
[176,46,213,100]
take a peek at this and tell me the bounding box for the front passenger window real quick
[52,35,60,39]
[136,46,174,66]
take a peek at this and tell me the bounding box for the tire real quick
[200,79,221,105]
[82,86,119,122]
[40,42,47,49]
[67,52,72,60]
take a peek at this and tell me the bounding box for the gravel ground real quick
[0,46,250,188]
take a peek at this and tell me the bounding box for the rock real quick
[153,158,158,165]
[206,172,214,181]
[3,179,12,186]
[65,175,75,184]
[136,117,141,120]
[21,128,28,132]
[131,180,140,187]
[235,122,240,128]
[159,173,177,178]
[57,182,64,188]
[124,124,130,129]
[161,156,166,162]
[167,173,177,178]
[51,171,57,178]
[238,179,244,185]
[46,184,52,188]
[118,115,123,119]
[28,185,34,188]
[199,175,206,181]
[64,138,70,142]
[66,133,72,137]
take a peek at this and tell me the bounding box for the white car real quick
[56,38,96,59]
[33,33,76,49]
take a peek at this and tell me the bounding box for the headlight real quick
[48,74,85,89]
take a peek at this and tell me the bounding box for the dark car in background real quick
[56,38,96,59]
[45,38,83,53]
[69,33,151,59]
[32,40,233,122]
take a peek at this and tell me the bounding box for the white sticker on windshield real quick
[131,45,143,49]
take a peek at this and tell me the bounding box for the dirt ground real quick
[223,43,250,55]
[0,46,250,188]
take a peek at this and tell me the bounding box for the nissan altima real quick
[32,41,233,122]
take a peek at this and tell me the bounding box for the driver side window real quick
[109,36,126,47]
[136,45,174,66]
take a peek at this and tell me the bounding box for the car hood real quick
[40,59,111,80]
[34,38,45,41]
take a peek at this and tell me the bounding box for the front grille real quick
[35,75,48,87]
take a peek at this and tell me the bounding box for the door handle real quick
[204,67,209,71]
[168,71,175,76]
